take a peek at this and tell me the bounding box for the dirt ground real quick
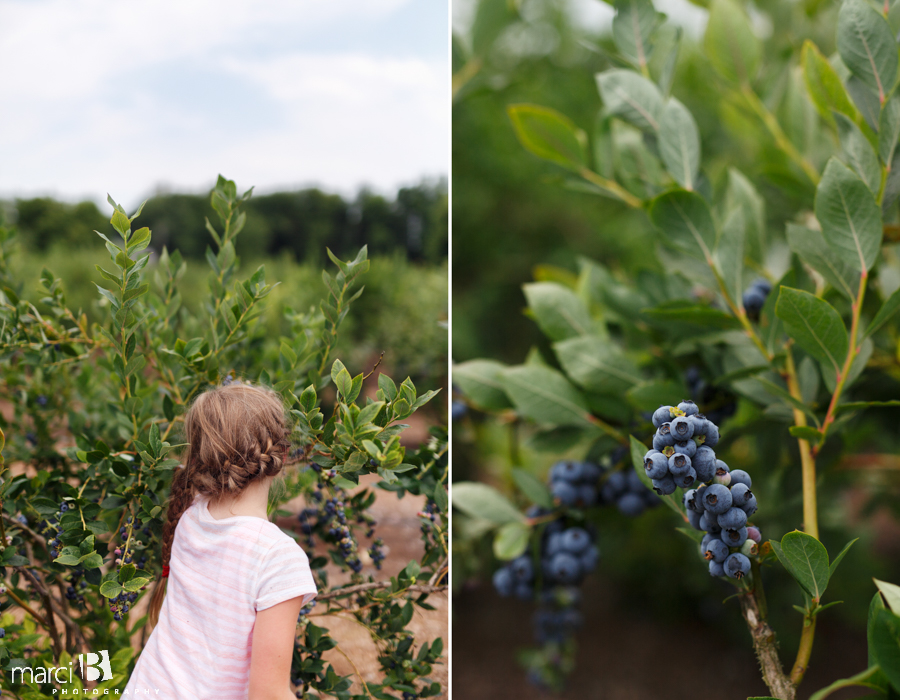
[274,474,448,698]
[453,574,872,700]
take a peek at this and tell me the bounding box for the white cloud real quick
[0,0,448,208]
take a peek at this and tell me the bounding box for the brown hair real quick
[147,382,291,627]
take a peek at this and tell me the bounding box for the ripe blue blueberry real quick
[687,508,703,530]
[693,446,717,482]
[683,489,704,513]
[655,423,676,447]
[668,453,692,477]
[724,552,751,579]
[545,533,564,558]
[743,287,767,317]
[617,493,646,517]
[730,483,752,507]
[717,507,748,531]
[492,568,514,596]
[515,583,533,600]
[669,416,694,441]
[651,474,677,496]
[605,471,627,493]
[704,538,729,563]
[511,555,533,582]
[652,406,673,428]
[699,511,722,533]
[704,423,720,448]
[580,545,600,573]
[644,451,669,479]
[550,461,584,483]
[582,462,602,482]
[729,470,752,488]
[550,480,579,506]
[689,414,709,436]
[740,494,758,517]
[673,440,697,458]
[674,468,696,489]
[709,559,726,577]
[721,526,748,548]
[701,484,733,515]
[677,400,700,416]
[577,485,598,507]
[549,552,583,585]
[700,533,714,551]
[560,527,591,555]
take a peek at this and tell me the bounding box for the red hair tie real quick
[162,565,170,579]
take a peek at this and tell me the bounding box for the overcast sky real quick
[0,0,449,210]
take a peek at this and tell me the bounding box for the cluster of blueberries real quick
[300,491,365,574]
[644,400,759,579]
[547,459,660,517]
[367,538,386,570]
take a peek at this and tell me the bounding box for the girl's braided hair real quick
[147,381,291,627]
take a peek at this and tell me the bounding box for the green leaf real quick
[837,0,898,104]
[280,341,297,368]
[507,104,588,170]
[875,578,900,612]
[864,287,900,338]
[452,482,526,525]
[523,282,593,341]
[493,521,531,560]
[499,365,595,428]
[553,335,641,394]
[807,667,884,700]
[836,399,900,414]
[123,576,150,592]
[716,208,745,307]
[871,609,900,691]
[775,287,849,376]
[789,426,823,445]
[626,380,685,412]
[53,554,82,566]
[452,360,512,411]
[881,90,900,165]
[79,552,104,570]
[834,112,881,194]
[725,168,766,263]
[511,469,554,509]
[774,530,830,601]
[658,98,700,190]
[335,368,353,400]
[642,301,742,329]
[377,374,397,403]
[612,0,661,71]
[815,158,882,273]
[100,580,124,598]
[786,224,859,301]
[648,189,717,261]
[802,40,863,129]
[869,590,887,668]
[703,0,760,85]
[828,538,858,581]
[596,69,665,132]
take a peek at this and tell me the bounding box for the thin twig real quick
[316,582,446,602]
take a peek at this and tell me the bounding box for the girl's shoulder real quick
[187,494,299,551]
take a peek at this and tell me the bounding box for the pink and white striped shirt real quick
[125,493,317,698]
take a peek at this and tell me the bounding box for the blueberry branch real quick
[783,347,818,540]
[814,270,869,458]
[738,572,796,700]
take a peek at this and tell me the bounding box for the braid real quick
[147,465,193,628]
[146,380,292,628]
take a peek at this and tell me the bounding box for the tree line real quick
[6,179,447,264]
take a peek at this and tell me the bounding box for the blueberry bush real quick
[0,176,447,698]
[452,0,900,698]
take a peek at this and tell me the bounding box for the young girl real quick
[124,382,317,699]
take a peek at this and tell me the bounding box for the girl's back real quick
[124,381,317,699]
[125,493,315,698]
